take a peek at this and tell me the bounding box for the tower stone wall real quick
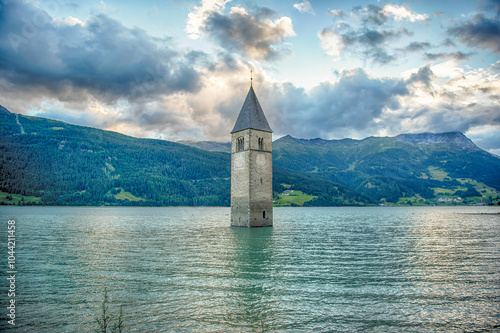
[231,129,272,227]
[230,86,273,227]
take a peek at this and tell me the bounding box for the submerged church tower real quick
[230,82,273,227]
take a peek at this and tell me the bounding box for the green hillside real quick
[0,106,370,206]
[1,105,498,206]
[0,106,231,206]
[273,167,374,206]
[273,134,500,205]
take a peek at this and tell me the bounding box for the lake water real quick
[1,206,499,332]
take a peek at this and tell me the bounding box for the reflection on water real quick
[0,206,499,332]
[223,227,276,331]
[401,210,500,331]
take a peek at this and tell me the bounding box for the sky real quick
[0,0,499,154]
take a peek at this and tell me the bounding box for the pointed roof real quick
[231,86,272,134]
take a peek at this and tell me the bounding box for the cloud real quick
[401,40,474,62]
[404,41,432,52]
[448,14,500,53]
[293,1,315,15]
[318,28,343,58]
[319,25,410,64]
[248,61,500,155]
[391,61,500,150]
[262,68,409,139]
[0,1,290,142]
[0,0,212,141]
[479,0,500,17]
[329,27,411,64]
[185,0,231,40]
[382,4,428,23]
[105,60,500,151]
[341,29,408,47]
[200,6,295,60]
[1,0,499,156]
[320,4,427,64]
[406,65,435,90]
[424,51,474,61]
[403,42,475,62]
[352,4,428,26]
[489,59,500,72]
[328,9,343,18]
[353,4,389,26]
[466,124,500,155]
[186,1,295,60]
[0,0,202,105]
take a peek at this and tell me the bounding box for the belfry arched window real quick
[258,138,263,151]
[237,137,244,152]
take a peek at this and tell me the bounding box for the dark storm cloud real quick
[309,69,407,128]
[448,14,500,53]
[0,0,202,103]
[265,68,409,138]
[202,7,295,61]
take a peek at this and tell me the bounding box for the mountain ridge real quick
[396,132,480,151]
[271,133,500,204]
[179,131,494,156]
[0,105,371,206]
[1,105,498,206]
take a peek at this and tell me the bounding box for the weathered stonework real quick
[230,86,273,227]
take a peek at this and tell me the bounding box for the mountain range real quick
[272,133,499,204]
[1,105,499,206]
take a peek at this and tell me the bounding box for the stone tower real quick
[230,84,273,227]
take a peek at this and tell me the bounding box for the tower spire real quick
[230,83,272,134]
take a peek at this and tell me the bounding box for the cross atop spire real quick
[250,70,253,86]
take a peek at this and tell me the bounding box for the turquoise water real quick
[1,206,499,332]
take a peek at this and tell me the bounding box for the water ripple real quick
[0,206,499,332]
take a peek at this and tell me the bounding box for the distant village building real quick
[230,81,273,227]
[438,197,463,203]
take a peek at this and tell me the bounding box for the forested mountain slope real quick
[0,106,371,206]
[0,106,230,206]
[273,134,500,204]
[1,105,498,206]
